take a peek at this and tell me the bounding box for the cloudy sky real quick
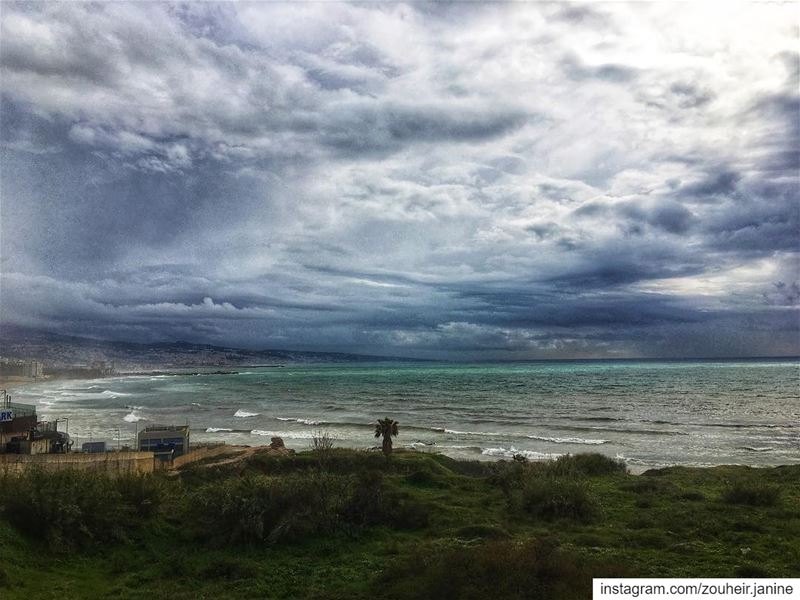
[1,2,798,359]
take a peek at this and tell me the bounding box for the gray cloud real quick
[1,1,798,359]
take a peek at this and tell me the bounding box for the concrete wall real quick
[0,451,156,476]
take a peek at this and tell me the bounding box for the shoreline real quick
[4,366,797,474]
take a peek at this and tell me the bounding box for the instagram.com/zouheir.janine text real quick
[593,578,799,600]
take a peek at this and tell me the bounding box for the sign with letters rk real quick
[0,410,14,423]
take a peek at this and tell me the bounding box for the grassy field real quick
[0,449,798,599]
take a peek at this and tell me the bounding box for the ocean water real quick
[7,360,799,471]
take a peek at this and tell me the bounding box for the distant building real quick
[82,441,107,453]
[0,396,39,452]
[0,358,44,379]
[4,421,70,455]
[137,425,190,460]
[89,360,115,375]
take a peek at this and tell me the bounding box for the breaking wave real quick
[250,430,315,439]
[527,434,608,445]
[123,410,145,423]
[430,428,501,436]
[276,417,321,425]
[234,409,260,418]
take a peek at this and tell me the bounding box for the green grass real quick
[0,451,798,599]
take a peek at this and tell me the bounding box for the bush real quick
[679,490,705,502]
[618,478,665,494]
[186,468,430,545]
[186,472,352,544]
[517,477,598,522]
[0,469,127,548]
[311,430,335,469]
[489,453,626,497]
[722,480,781,506]
[488,460,528,494]
[543,454,627,477]
[249,449,389,476]
[735,563,769,578]
[454,524,510,540]
[344,470,430,530]
[115,474,168,517]
[380,538,633,600]
[200,557,258,580]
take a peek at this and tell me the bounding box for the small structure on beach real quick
[138,424,190,460]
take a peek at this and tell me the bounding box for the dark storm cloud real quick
[561,53,639,83]
[573,198,695,235]
[1,1,798,359]
[317,101,530,154]
[676,169,741,200]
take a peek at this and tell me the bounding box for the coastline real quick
[4,361,798,473]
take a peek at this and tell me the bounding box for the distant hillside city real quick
[0,326,412,378]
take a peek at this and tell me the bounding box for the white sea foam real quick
[101,390,130,397]
[123,410,145,423]
[435,428,501,437]
[276,417,321,425]
[206,427,234,433]
[614,453,649,465]
[250,430,315,439]
[481,447,561,460]
[527,434,608,445]
[234,409,260,418]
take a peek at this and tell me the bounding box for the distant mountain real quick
[0,326,419,369]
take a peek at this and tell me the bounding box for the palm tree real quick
[374,418,399,456]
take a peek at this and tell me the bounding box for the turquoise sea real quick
[7,359,799,470]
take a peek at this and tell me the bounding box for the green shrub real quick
[618,478,665,494]
[115,474,168,517]
[200,557,258,580]
[679,490,705,501]
[454,524,510,540]
[543,454,627,477]
[380,538,633,600]
[517,476,598,522]
[0,469,127,548]
[344,470,429,530]
[428,454,491,477]
[735,563,769,577]
[186,468,430,545]
[248,449,391,476]
[487,460,528,494]
[489,453,626,497]
[722,480,781,506]
[405,468,445,487]
[187,472,352,544]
